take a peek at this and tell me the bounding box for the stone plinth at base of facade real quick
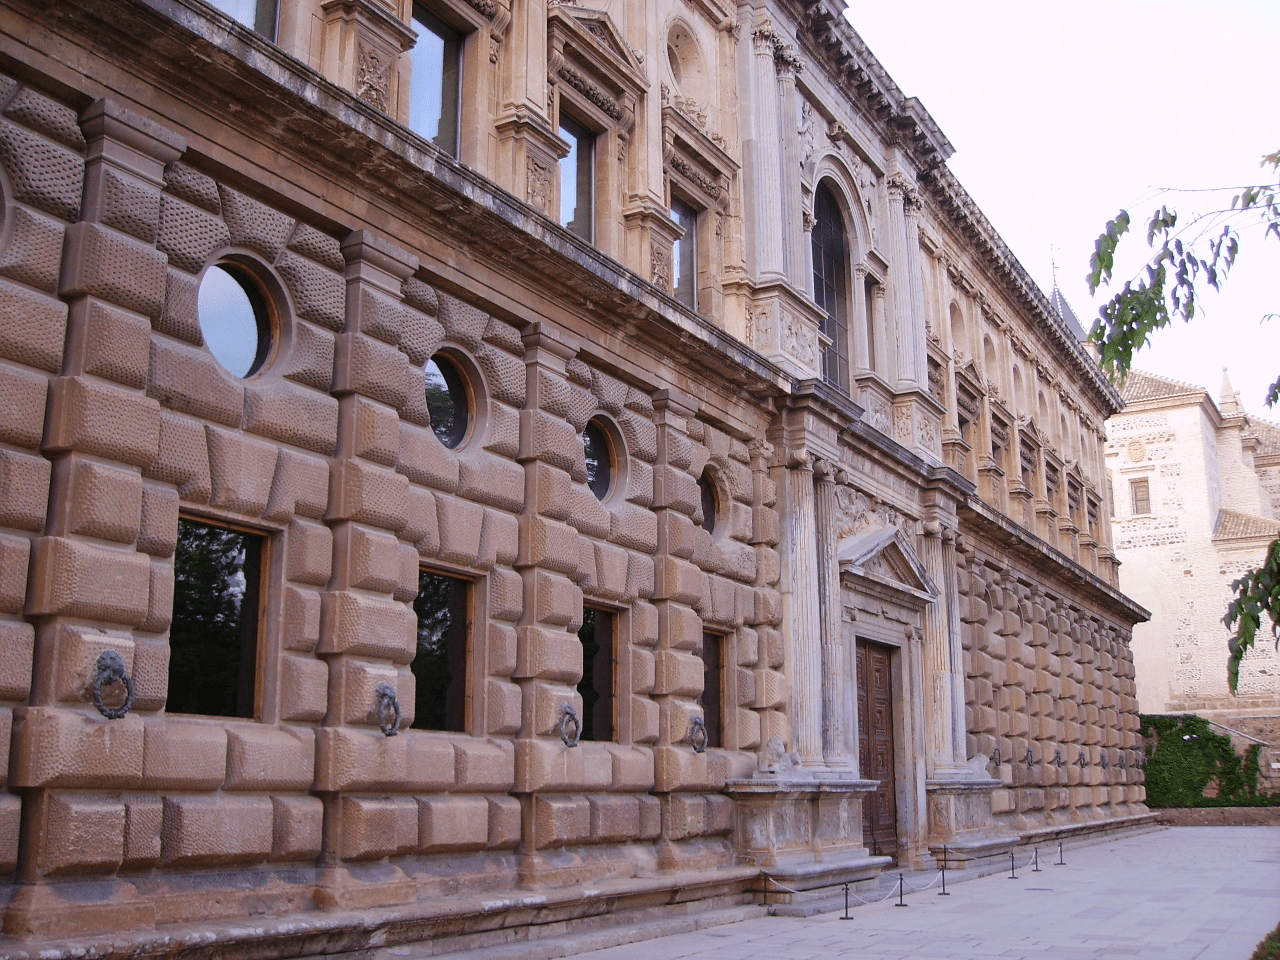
[925,775,1012,866]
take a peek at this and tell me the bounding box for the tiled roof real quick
[1119,370,1206,404]
[1213,508,1280,543]
[1249,415,1280,457]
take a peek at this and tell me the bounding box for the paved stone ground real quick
[559,827,1280,960]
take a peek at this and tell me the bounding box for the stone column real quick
[748,25,785,283]
[813,460,851,770]
[782,450,823,766]
[775,47,805,285]
[920,522,965,777]
[901,188,929,389]
[885,175,913,390]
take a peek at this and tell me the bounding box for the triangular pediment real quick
[548,4,646,83]
[838,526,936,601]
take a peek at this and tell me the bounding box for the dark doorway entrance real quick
[857,639,899,861]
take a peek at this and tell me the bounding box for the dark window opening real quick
[698,469,718,533]
[410,4,463,155]
[560,115,595,241]
[1130,478,1151,515]
[208,0,278,39]
[168,518,264,718]
[700,632,723,749]
[584,418,613,501]
[425,353,470,448]
[672,197,698,309]
[411,569,469,732]
[812,181,851,392]
[577,607,614,741]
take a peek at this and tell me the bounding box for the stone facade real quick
[0,0,1147,952]
[1106,371,1280,744]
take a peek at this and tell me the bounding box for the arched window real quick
[811,181,851,393]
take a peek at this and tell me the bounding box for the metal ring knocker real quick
[374,683,401,737]
[688,715,709,754]
[92,650,135,720]
[558,703,581,748]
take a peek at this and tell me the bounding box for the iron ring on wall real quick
[92,650,135,720]
[558,703,581,747]
[375,682,401,737]
[688,715,708,754]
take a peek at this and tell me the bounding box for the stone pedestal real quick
[925,777,1016,867]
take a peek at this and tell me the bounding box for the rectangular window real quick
[700,632,723,749]
[411,569,470,732]
[207,0,277,39]
[410,4,463,156]
[1130,478,1151,515]
[672,197,699,310]
[169,517,264,718]
[577,607,614,741]
[560,115,595,242]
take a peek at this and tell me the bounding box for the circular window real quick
[698,469,718,533]
[198,261,272,378]
[425,353,470,448]
[583,419,613,501]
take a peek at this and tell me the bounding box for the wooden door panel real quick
[857,640,898,860]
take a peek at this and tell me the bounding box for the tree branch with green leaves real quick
[1085,150,1280,693]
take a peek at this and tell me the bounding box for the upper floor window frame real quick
[204,0,278,41]
[811,179,853,394]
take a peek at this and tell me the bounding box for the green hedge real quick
[1139,714,1273,808]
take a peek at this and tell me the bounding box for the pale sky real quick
[846,0,1279,414]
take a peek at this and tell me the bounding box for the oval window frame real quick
[196,253,283,379]
[425,350,477,450]
[583,415,628,505]
[697,466,720,534]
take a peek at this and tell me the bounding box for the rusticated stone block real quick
[488,796,521,849]
[329,459,409,531]
[226,726,314,791]
[398,422,460,493]
[532,462,573,521]
[514,736,612,793]
[156,194,230,273]
[0,205,64,294]
[157,266,201,345]
[484,678,522,735]
[433,494,484,566]
[630,695,660,743]
[589,795,639,842]
[483,399,520,460]
[4,87,83,151]
[206,426,279,515]
[282,586,321,652]
[136,483,179,559]
[52,625,133,705]
[137,561,171,632]
[609,503,658,554]
[279,654,327,722]
[313,725,456,793]
[632,602,658,647]
[436,292,488,348]
[734,706,760,750]
[243,379,339,456]
[654,650,703,698]
[130,637,168,712]
[527,410,579,475]
[0,362,47,449]
[160,794,273,866]
[654,556,705,606]
[0,450,47,533]
[142,717,226,790]
[319,591,415,661]
[417,795,489,851]
[0,118,83,221]
[630,649,655,694]
[521,515,579,573]
[337,524,399,594]
[637,795,661,840]
[66,459,143,544]
[265,448,329,521]
[11,708,144,788]
[334,333,414,409]
[532,571,581,629]
[454,738,515,791]
[488,623,517,676]
[457,452,524,513]
[27,537,150,624]
[0,276,66,372]
[147,340,241,452]
[480,509,522,572]
[593,542,630,602]
[286,519,332,587]
[339,659,402,726]
[474,343,524,407]
[489,567,523,623]
[515,626,583,682]
[395,542,419,603]
[42,793,126,875]
[653,747,721,793]
[122,794,162,867]
[144,411,211,502]
[279,320,336,393]
[94,165,161,244]
[45,376,161,467]
[271,795,323,861]
[0,620,33,699]
[277,250,344,331]
[533,795,590,848]
[164,163,219,214]
[61,222,166,318]
[352,397,399,467]
[219,186,294,261]
[664,603,703,651]
[340,795,417,860]
[608,744,654,791]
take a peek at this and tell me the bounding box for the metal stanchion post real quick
[895,873,907,907]
[1032,848,1041,873]
[841,882,851,920]
[939,844,950,896]
[1056,842,1065,866]
[1008,851,1017,880]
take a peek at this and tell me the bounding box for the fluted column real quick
[813,460,852,770]
[901,190,928,388]
[775,47,805,285]
[748,25,785,283]
[784,452,823,765]
[920,522,962,776]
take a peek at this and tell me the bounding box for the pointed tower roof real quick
[1048,283,1087,341]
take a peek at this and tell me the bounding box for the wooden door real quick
[857,640,899,861]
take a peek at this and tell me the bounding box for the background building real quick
[0,0,1148,951]
[1106,370,1280,766]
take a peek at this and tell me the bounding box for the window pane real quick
[700,633,722,749]
[198,263,271,378]
[698,469,717,533]
[672,198,698,309]
[425,354,470,448]
[208,0,274,36]
[560,116,594,241]
[411,570,469,731]
[577,608,614,741]
[169,518,262,718]
[584,419,612,500]
[410,5,462,155]
[812,182,850,392]
[1131,479,1151,515]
